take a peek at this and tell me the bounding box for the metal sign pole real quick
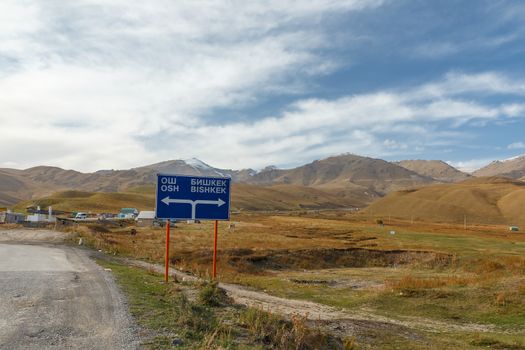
[212,220,218,279]
[165,219,170,282]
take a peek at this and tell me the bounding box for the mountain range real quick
[1,153,525,211]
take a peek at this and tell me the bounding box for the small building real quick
[27,206,56,223]
[27,213,48,223]
[118,208,139,219]
[135,211,156,227]
[0,211,26,224]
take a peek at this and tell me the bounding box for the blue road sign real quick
[155,174,231,220]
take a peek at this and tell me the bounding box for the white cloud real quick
[446,159,495,173]
[0,1,524,172]
[508,142,525,150]
[416,72,525,99]
[383,139,408,150]
[147,72,525,170]
[2,68,525,171]
[0,0,384,170]
[502,104,525,117]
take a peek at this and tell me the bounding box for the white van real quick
[75,212,87,220]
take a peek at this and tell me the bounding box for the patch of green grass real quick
[360,226,525,258]
[98,259,349,349]
[236,274,374,310]
[468,333,525,349]
[198,281,232,307]
[234,266,525,334]
[97,260,241,349]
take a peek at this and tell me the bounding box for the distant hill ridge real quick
[395,160,470,183]
[0,154,487,208]
[473,154,525,179]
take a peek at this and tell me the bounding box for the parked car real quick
[75,212,88,220]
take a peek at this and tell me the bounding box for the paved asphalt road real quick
[0,231,140,349]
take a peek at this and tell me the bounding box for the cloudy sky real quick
[1,0,524,172]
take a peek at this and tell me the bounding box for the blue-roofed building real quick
[118,208,139,219]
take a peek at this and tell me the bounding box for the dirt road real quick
[0,229,140,350]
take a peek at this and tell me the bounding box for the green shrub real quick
[87,224,110,233]
[198,281,231,307]
[239,308,344,349]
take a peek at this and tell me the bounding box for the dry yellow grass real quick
[14,182,360,214]
[364,177,525,225]
[65,211,525,278]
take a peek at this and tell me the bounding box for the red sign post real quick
[212,220,218,279]
[165,219,170,282]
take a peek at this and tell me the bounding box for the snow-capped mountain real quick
[473,154,525,179]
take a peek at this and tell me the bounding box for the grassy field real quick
[69,212,525,349]
[96,259,349,349]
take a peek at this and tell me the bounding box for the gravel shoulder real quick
[0,228,70,243]
[0,229,140,350]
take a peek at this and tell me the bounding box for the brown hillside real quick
[14,183,362,214]
[364,177,525,225]
[396,160,470,182]
[0,169,66,205]
[0,160,241,205]
[15,191,155,213]
[473,155,525,179]
[232,183,364,210]
[498,189,525,225]
[249,154,436,195]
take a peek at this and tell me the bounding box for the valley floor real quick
[46,212,525,348]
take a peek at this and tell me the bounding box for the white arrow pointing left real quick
[161,197,193,206]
